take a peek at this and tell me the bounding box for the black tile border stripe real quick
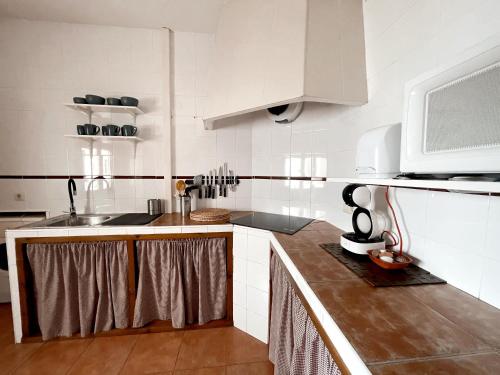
[0,175,165,180]
[170,176,500,196]
[2,175,498,196]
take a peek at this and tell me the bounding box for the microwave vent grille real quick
[424,62,500,153]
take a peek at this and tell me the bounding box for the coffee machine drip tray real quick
[319,243,446,287]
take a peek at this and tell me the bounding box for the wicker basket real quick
[190,208,231,223]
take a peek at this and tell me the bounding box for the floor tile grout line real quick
[172,331,185,371]
[63,338,94,375]
[117,334,140,374]
[226,359,274,367]
[9,340,47,374]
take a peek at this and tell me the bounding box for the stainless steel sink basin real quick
[46,214,114,227]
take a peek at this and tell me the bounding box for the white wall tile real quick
[172,31,252,211]
[271,180,290,201]
[425,191,489,252]
[484,195,500,262]
[0,19,166,213]
[252,179,271,199]
[246,310,268,343]
[247,235,270,267]
[233,232,248,259]
[246,260,269,293]
[233,256,247,284]
[479,257,500,309]
[246,286,269,317]
[233,280,247,308]
[233,304,247,332]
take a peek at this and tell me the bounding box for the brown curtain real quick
[27,241,129,341]
[133,237,227,328]
[269,252,341,375]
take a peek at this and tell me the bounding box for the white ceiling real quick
[0,0,225,33]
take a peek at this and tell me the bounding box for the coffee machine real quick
[340,184,387,255]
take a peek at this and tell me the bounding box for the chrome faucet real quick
[67,178,77,216]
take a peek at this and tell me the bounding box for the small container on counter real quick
[147,199,162,215]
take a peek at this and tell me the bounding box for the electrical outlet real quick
[342,204,354,214]
[15,193,25,201]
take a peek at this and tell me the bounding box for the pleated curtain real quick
[133,237,227,328]
[27,241,129,340]
[269,252,342,375]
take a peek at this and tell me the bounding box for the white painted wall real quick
[242,0,500,308]
[0,19,168,215]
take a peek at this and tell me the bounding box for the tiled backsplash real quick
[171,32,253,211]
[0,19,168,215]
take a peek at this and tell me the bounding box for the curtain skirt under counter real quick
[25,237,228,341]
[269,251,342,375]
[133,237,227,329]
[27,241,129,341]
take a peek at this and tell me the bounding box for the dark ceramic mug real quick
[84,123,100,135]
[121,125,137,136]
[77,125,85,135]
[102,124,121,136]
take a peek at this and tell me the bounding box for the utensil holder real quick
[179,195,191,217]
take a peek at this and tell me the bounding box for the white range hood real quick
[203,0,368,128]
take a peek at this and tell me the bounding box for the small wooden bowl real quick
[367,250,412,270]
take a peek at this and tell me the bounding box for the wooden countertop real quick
[148,211,251,227]
[272,220,500,374]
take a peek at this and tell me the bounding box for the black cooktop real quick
[230,212,313,235]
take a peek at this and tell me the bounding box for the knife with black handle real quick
[223,162,228,197]
[212,169,217,199]
[205,175,209,198]
[218,166,223,196]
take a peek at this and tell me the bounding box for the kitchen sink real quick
[27,213,161,228]
[45,214,115,227]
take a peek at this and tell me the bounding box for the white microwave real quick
[401,43,500,175]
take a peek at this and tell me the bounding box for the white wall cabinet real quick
[232,225,271,343]
[204,0,367,127]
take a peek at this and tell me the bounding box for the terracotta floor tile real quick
[0,303,12,323]
[14,339,91,375]
[0,342,42,375]
[226,361,273,375]
[225,327,269,365]
[0,328,14,347]
[67,335,137,375]
[175,328,227,370]
[369,352,500,375]
[120,332,184,374]
[174,367,225,375]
